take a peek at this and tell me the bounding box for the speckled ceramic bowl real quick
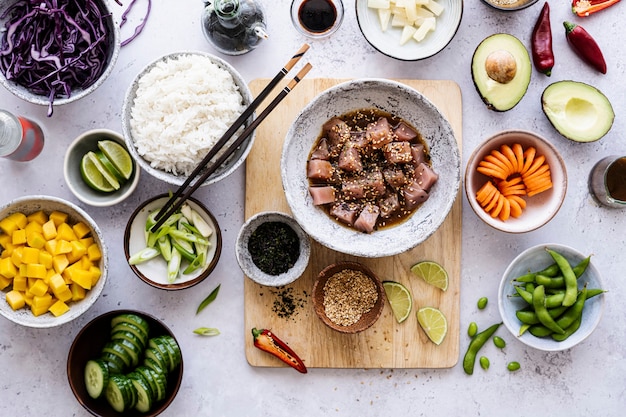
[0,0,120,112]
[480,0,539,11]
[281,79,461,258]
[121,51,254,187]
[64,129,140,207]
[0,195,108,328]
[465,130,567,233]
[498,243,605,351]
[124,194,222,290]
[236,211,311,287]
[356,0,463,61]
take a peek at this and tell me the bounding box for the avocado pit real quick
[485,50,517,84]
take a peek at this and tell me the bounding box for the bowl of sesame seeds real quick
[312,261,385,334]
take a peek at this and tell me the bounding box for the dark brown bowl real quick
[312,262,385,334]
[67,309,183,417]
[124,194,222,290]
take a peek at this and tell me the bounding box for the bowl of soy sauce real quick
[290,0,344,38]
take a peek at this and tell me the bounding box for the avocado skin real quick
[471,34,532,112]
[541,80,614,143]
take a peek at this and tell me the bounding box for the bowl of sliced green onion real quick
[123,194,222,290]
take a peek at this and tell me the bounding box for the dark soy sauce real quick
[298,0,337,34]
[607,157,626,201]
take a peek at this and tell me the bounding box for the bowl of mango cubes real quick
[0,195,107,328]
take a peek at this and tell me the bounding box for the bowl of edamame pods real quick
[498,243,605,351]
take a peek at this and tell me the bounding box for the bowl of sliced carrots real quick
[465,130,567,233]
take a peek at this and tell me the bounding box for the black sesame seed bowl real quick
[236,211,311,287]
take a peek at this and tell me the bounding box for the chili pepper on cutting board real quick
[563,21,607,74]
[572,0,621,17]
[532,2,554,76]
[251,328,308,373]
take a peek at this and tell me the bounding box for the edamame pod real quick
[546,248,578,307]
[532,285,565,334]
[463,322,502,375]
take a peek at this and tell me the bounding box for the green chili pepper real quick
[463,322,502,375]
[196,284,221,315]
[532,285,565,334]
[546,248,578,307]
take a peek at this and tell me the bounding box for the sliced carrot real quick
[522,163,550,181]
[482,155,511,177]
[500,186,527,197]
[527,182,553,197]
[509,195,527,210]
[508,197,523,218]
[476,181,497,204]
[512,143,524,174]
[520,147,536,175]
[477,165,508,180]
[524,170,552,187]
[491,150,516,176]
[500,144,519,173]
[498,197,511,221]
[483,188,502,212]
[499,176,524,187]
[522,154,546,177]
[526,178,553,195]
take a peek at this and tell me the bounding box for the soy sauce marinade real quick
[308,108,432,231]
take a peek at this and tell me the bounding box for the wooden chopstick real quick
[150,62,313,233]
[152,44,311,224]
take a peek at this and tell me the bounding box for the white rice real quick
[129,54,245,176]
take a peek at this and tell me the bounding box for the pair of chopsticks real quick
[150,44,312,233]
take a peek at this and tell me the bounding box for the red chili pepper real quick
[531,2,554,76]
[563,21,607,74]
[251,328,307,373]
[572,0,621,17]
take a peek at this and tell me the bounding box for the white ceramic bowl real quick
[0,0,120,113]
[64,129,140,207]
[281,78,461,258]
[236,211,311,287]
[0,195,108,328]
[121,51,254,187]
[465,130,567,233]
[124,194,222,290]
[356,0,463,61]
[498,243,605,351]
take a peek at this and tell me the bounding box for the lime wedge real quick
[98,140,133,180]
[80,153,116,193]
[85,151,120,190]
[95,151,125,182]
[417,307,448,345]
[410,261,449,291]
[382,281,412,323]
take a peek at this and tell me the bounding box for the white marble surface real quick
[1,1,625,416]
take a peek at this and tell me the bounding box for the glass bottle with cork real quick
[201,0,269,55]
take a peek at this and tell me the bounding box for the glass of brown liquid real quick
[589,155,626,208]
[290,0,344,38]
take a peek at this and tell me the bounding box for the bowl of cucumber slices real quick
[67,310,183,416]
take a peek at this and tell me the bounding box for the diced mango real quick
[87,243,102,262]
[49,275,72,302]
[81,256,94,270]
[70,283,86,301]
[49,211,68,226]
[10,246,23,267]
[41,219,57,240]
[72,222,91,239]
[48,300,70,317]
[69,268,92,290]
[7,212,27,228]
[52,254,69,274]
[89,266,101,286]
[54,240,72,255]
[31,294,53,316]
[0,257,18,278]
[18,264,27,277]
[23,290,33,306]
[79,237,94,248]
[29,278,49,297]
[26,210,48,225]
[56,223,77,241]
[0,218,19,235]
[21,246,40,264]
[0,275,11,291]
[0,233,11,248]
[6,290,25,310]
[66,241,87,264]
[11,228,27,245]
[26,231,46,249]
[25,263,47,279]
[38,251,53,270]
[24,221,43,236]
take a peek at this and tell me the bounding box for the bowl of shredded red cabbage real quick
[0,0,120,116]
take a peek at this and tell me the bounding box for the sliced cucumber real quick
[110,313,150,336]
[100,352,126,374]
[128,373,154,413]
[111,322,149,347]
[144,347,168,373]
[114,339,142,368]
[102,341,133,369]
[148,337,175,372]
[135,366,159,402]
[148,367,168,402]
[105,375,132,413]
[84,359,109,399]
[161,335,182,368]
[111,330,146,352]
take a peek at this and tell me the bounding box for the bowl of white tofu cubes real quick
[356,0,463,61]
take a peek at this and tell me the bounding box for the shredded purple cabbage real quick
[120,0,151,47]
[0,0,113,116]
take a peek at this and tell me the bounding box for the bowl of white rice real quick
[121,51,254,187]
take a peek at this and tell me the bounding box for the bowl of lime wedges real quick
[64,129,140,207]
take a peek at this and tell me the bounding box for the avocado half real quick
[542,80,614,143]
[471,33,531,112]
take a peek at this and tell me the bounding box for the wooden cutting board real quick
[244,78,462,369]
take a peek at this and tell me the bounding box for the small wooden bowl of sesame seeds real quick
[312,261,385,334]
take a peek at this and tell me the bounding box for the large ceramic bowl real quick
[121,51,254,187]
[356,0,463,61]
[67,309,183,416]
[498,243,605,351]
[281,79,461,258]
[480,0,539,11]
[465,130,567,233]
[64,129,140,207]
[0,0,120,113]
[0,195,108,328]
[124,194,222,290]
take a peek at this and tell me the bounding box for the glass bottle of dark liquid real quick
[201,0,268,55]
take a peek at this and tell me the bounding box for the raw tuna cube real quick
[366,117,393,149]
[383,142,413,164]
[403,179,429,210]
[410,144,426,166]
[307,159,334,180]
[330,202,360,226]
[414,162,438,191]
[338,146,363,172]
[354,203,380,233]
[383,168,407,189]
[311,138,330,160]
[309,186,335,205]
[379,193,400,218]
[393,122,418,141]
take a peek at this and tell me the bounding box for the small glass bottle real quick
[0,110,45,161]
[201,0,269,56]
